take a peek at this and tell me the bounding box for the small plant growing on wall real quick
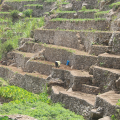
[10,10,19,18]
[23,9,33,17]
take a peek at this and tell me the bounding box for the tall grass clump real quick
[23,9,33,17]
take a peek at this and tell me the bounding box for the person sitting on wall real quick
[55,61,61,68]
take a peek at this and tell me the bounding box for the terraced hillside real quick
[0,0,120,120]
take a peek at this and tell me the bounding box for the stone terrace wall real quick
[18,42,97,71]
[0,66,46,93]
[44,20,111,31]
[95,95,120,120]
[4,1,38,11]
[34,29,112,52]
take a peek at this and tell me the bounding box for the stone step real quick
[0,65,47,94]
[89,45,112,56]
[34,29,119,52]
[0,12,10,18]
[4,0,39,11]
[98,53,120,69]
[44,18,110,31]
[95,91,120,120]
[52,67,93,89]
[55,11,76,19]
[92,66,120,92]
[23,4,44,17]
[18,42,97,71]
[51,85,96,119]
[77,11,98,19]
[80,84,100,95]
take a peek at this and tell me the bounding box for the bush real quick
[82,6,86,11]
[23,9,33,17]
[10,10,19,18]
[5,44,13,53]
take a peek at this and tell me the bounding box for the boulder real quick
[116,77,120,89]
[47,78,64,87]
[61,3,73,11]
[90,108,103,120]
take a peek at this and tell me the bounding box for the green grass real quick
[50,18,106,21]
[24,4,43,8]
[5,0,37,2]
[56,11,76,13]
[0,12,10,14]
[95,10,110,18]
[0,85,84,120]
[78,9,99,13]
[109,2,120,9]
[0,17,44,59]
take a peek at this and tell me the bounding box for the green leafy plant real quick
[10,10,19,18]
[23,9,33,17]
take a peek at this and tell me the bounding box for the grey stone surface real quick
[98,53,120,69]
[93,66,120,92]
[34,29,113,52]
[44,20,111,31]
[95,91,120,120]
[0,66,47,93]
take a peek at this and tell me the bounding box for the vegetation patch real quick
[95,10,110,18]
[50,18,106,22]
[24,4,43,9]
[109,2,120,9]
[0,85,84,120]
[0,17,44,59]
[78,9,99,13]
[5,0,37,2]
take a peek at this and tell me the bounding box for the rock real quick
[1,61,7,65]
[46,75,52,80]
[49,39,54,44]
[74,13,78,18]
[47,78,64,87]
[9,63,17,67]
[98,116,111,120]
[90,109,103,119]
[1,3,13,12]
[89,65,94,75]
[61,3,73,11]
[116,77,120,89]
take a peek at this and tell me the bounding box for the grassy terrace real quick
[50,18,106,21]
[78,9,99,13]
[56,11,76,13]
[95,10,110,17]
[5,0,37,2]
[0,85,84,120]
[0,12,10,14]
[24,4,43,7]
[109,2,120,8]
[0,17,44,59]
[37,28,118,33]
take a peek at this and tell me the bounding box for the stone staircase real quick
[0,0,120,120]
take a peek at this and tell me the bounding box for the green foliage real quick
[111,115,117,120]
[0,17,44,59]
[116,99,120,106]
[5,44,13,53]
[0,116,11,120]
[10,10,19,18]
[0,86,84,120]
[51,18,106,22]
[109,2,120,9]
[81,6,86,11]
[23,9,33,17]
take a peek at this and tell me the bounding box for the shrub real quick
[10,10,19,18]
[82,6,86,11]
[5,44,13,53]
[23,9,33,17]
